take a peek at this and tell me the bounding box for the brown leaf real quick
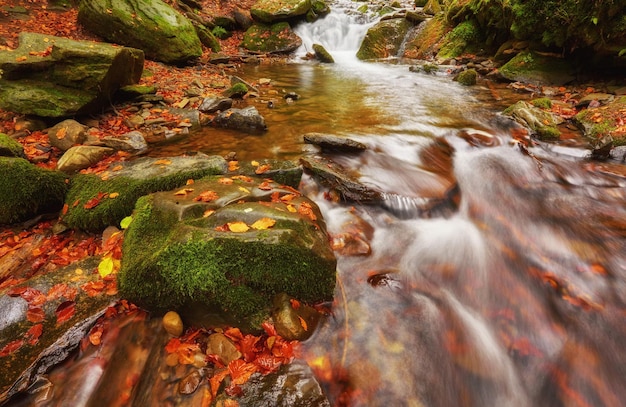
[194,190,219,202]
[55,300,76,325]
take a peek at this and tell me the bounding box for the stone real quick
[206,333,242,365]
[312,44,334,63]
[198,97,233,113]
[77,0,202,64]
[272,293,322,341]
[498,51,575,86]
[242,22,302,54]
[234,8,254,30]
[213,106,267,133]
[0,157,68,224]
[56,146,115,173]
[118,176,337,330]
[303,133,367,153]
[356,18,413,60]
[502,101,563,141]
[0,133,25,158]
[62,155,228,232]
[48,119,88,151]
[162,311,184,336]
[455,68,478,86]
[101,131,148,155]
[250,0,312,23]
[193,22,221,53]
[0,32,143,118]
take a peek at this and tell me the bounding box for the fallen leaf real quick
[174,188,194,196]
[27,306,45,323]
[251,217,276,230]
[98,256,115,278]
[84,192,107,209]
[258,181,273,190]
[228,161,239,171]
[251,160,260,167]
[203,209,215,218]
[0,339,24,357]
[286,204,297,213]
[194,190,219,202]
[56,127,67,140]
[228,222,250,233]
[26,323,43,345]
[298,316,308,331]
[255,164,271,175]
[238,187,251,193]
[108,192,120,199]
[218,177,234,185]
[154,159,172,166]
[55,300,76,325]
[186,179,195,185]
[120,216,133,229]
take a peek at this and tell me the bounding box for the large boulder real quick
[77,0,202,64]
[498,51,575,86]
[242,22,302,54]
[0,157,68,225]
[212,106,267,133]
[502,101,563,140]
[250,0,312,23]
[0,133,25,158]
[118,176,337,330]
[62,155,227,232]
[0,32,143,118]
[356,18,413,60]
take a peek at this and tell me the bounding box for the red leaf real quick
[228,359,258,386]
[253,353,283,374]
[27,306,45,323]
[26,323,43,345]
[0,339,24,357]
[261,322,277,337]
[55,300,76,325]
[83,192,107,209]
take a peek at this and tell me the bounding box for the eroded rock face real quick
[77,0,202,64]
[0,32,144,117]
[503,100,563,140]
[356,17,413,60]
[118,176,337,330]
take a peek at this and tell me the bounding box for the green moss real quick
[0,157,68,224]
[456,68,478,85]
[242,22,302,54]
[223,82,248,98]
[0,133,25,158]
[63,163,224,232]
[531,97,552,109]
[437,20,483,59]
[402,14,448,59]
[536,125,561,140]
[356,18,413,60]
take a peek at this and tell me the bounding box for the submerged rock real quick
[0,32,143,117]
[118,176,336,330]
[312,44,334,63]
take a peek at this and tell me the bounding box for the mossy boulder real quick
[77,0,202,64]
[499,51,575,85]
[62,155,227,232]
[503,100,563,141]
[436,19,483,59]
[0,133,25,158]
[575,96,626,145]
[118,176,337,330]
[0,32,143,117]
[250,0,312,23]
[242,22,302,54]
[312,43,334,63]
[402,14,448,59]
[356,18,413,60]
[0,157,68,225]
[455,68,477,85]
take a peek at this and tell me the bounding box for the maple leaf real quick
[194,190,219,202]
[251,217,276,230]
[258,181,273,191]
[26,323,43,346]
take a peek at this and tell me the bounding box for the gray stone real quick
[198,97,233,113]
[303,133,367,152]
[213,106,267,133]
[101,131,148,154]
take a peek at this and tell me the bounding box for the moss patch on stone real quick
[0,157,68,225]
[575,96,626,144]
[402,14,448,59]
[242,22,302,54]
[437,20,483,59]
[498,51,575,85]
[356,18,413,60]
[0,133,25,158]
[456,68,477,85]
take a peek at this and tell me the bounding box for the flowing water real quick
[15,2,626,406]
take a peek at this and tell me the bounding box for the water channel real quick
[14,2,626,406]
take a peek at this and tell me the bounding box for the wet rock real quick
[0,157,68,225]
[356,17,413,60]
[502,101,563,141]
[312,44,334,63]
[0,32,143,117]
[236,360,330,406]
[0,256,117,403]
[213,106,267,133]
[223,82,249,99]
[198,97,233,113]
[272,293,322,341]
[62,155,227,232]
[162,311,184,337]
[234,159,303,188]
[498,51,575,86]
[206,333,242,365]
[178,369,203,395]
[250,0,312,23]
[78,0,202,64]
[455,68,478,86]
[303,133,367,153]
[56,145,115,173]
[118,176,337,330]
[575,97,626,145]
[48,119,88,151]
[576,93,614,108]
[242,22,302,54]
[234,8,254,30]
[0,133,25,158]
[300,156,383,203]
[284,92,300,101]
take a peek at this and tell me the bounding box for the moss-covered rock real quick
[0,32,143,117]
[499,51,575,85]
[250,0,312,23]
[356,18,413,60]
[402,14,448,59]
[0,157,68,225]
[118,176,336,330]
[312,43,334,63]
[242,22,302,54]
[222,82,248,99]
[575,96,626,145]
[62,155,227,232]
[503,100,563,141]
[436,20,483,59]
[77,0,202,64]
[0,133,25,158]
[193,22,221,53]
[455,68,478,85]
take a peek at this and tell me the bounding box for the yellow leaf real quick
[154,159,172,166]
[228,222,250,233]
[98,257,114,278]
[238,186,251,193]
[228,161,239,171]
[251,160,260,167]
[203,209,215,218]
[174,188,194,196]
[251,217,276,230]
[286,204,297,213]
[56,127,67,140]
[109,192,119,199]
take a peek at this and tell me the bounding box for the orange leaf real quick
[0,339,24,357]
[298,316,308,331]
[194,190,219,202]
[203,209,215,218]
[56,300,76,325]
[258,181,273,191]
[228,222,250,233]
[228,359,258,385]
[218,177,234,185]
[154,159,172,166]
[27,306,45,323]
[228,161,239,171]
[26,323,43,345]
[56,127,67,140]
[255,164,271,175]
[251,217,276,230]
[174,188,194,196]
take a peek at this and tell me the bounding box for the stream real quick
[10,2,626,406]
